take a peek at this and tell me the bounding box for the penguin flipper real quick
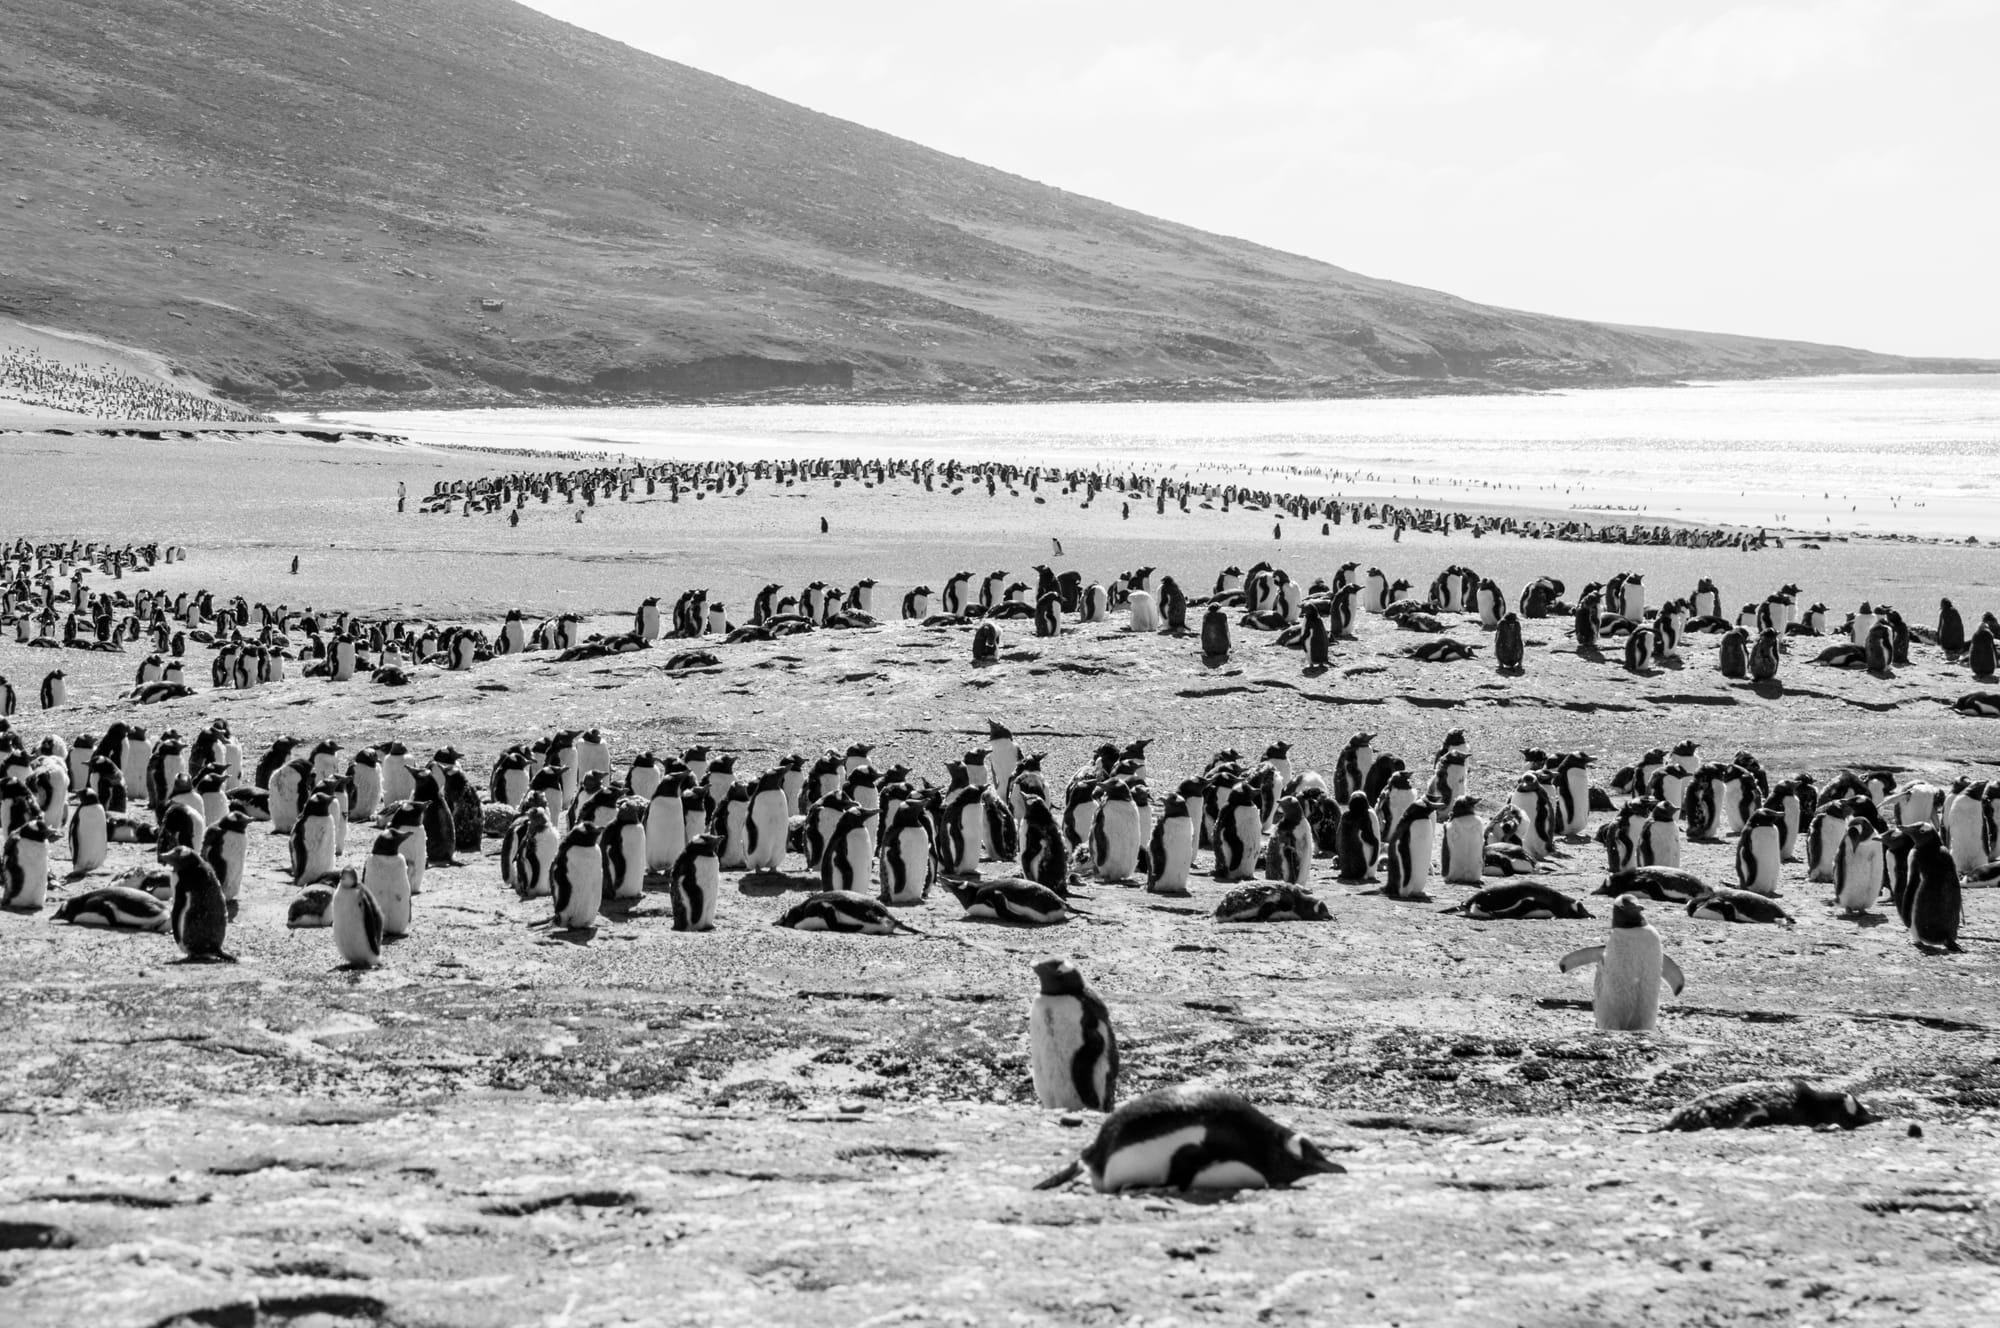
[1660,954,1686,995]
[1558,945,1604,974]
[1033,1159,1084,1191]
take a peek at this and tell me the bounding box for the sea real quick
[304,373,2000,541]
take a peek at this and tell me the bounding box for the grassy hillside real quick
[0,0,1985,409]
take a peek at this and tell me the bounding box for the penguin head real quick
[1032,956,1087,996]
[1610,895,1649,929]
[1278,1131,1347,1183]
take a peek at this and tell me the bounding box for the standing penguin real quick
[1440,796,1486,885]
[1558,895,1685,1030]
[39,668,66,710]
[331,866,384,969]
[821,805,875,893]
[1336,792,1380,882]
[1494,612,1524,672]
[1734,809,1784,896]
[1905,825,1962,952]
[710,784,752,870]
[1641,801,1681,869]
[1969,625,1998,679]
[2,818,53,910]
[1090,779,1143,882]
[1383,801,1436,901]
[1146,793,1195,896]
[1200,604,1230,659]
[940,783,984,877]
[661,833,717,930]
[1212,784,1262,882]
[166,847,232,961]
[1834,818,1884,915]
[1719,627,1750,678]
[202,810,250,902]
[1027,957,1119,1111]
[511,805,559,898]
[1020,794,1069,896]
[645,775,690,874]
[291,792,339,886]
[363,829,414,936]
[742,769,790,872]
[1939,598,1967,657]
[551,822,604,929]
[67,788,108,876]
[879,802,936,905]
[602,798,649,902]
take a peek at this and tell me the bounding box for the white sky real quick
[521,1,1998,358]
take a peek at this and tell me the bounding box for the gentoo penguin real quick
[1215,882,1330,922]
[291,792,338,886]
[166,848,232,961]
[1333,733,1375,804]
[668,833,720,930]
[601,798,649,902]
[1905,825,1962,952]
[1335,792,1380,882]
[1028,957,1119,1111]
[1508,775,1556,862]
[550,822,604,929]
[157,800,206,861]
[268,756,313,834]
[1558,895,1685,1031]
[645,774,690,873]
[1749,629,1783,682]
[1553,753,1594,836]
[742,769,790,872]
[1264,795,1313,887]
[66,787,108,875]
[511,805,558,898]
[1034,1086,1344,1193]
[1733,809,1783,895]
[1659,1080,1876,1133]
[199,810,249,902]
[971,620,999,663]
[1200,604,1230,659]
[1682,770,1722,842]
[1091,779,1143,882]
[1211,784,1262,882]
[361,829,413,936]
[945,876,1071,925]
[878,802,935,905]
[939,783,984,877]
[3,818,53,910]
[1834,818,1884,915]
[1494,612,1524,672]
[1686,887,1795,926]
[53,885,169,931]
[1444,882,1591,920]
[987,722,1021,793]
[1719,627,1750,678]
[1146,793,1195,896]
[709,783,751,870]
[820,805,875,894]
[331,866,384,969]
[1020,794,1069,896]
[39,668,65,709]
[1383,801,1436,901]
[1440,796,1486,885]
[1642,800,1681,868]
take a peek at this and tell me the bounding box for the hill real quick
[0,0,1988,410]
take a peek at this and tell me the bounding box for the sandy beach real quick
[1,424,1998,1326]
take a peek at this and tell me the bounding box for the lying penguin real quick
[1034,1086,1345,1193]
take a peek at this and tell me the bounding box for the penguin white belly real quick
[1095,805,1141,881]
[952,807,984,875]
[1594,931,1664,1031]
[716,805,749,869]
[1644,824,1681,868]
[1028,997,1092,1108]
[332,885,381,967]
[1738,827,1780,894]
[1094,1125,1208,1192]
[212,838,246,899]
[296,823,335,883]
[882,828,930,904]
[1806,819,1840,882]
[1396,817,1435,897]
[399,829,427,894]
[520,831,557,897]
[69,811,108,874]
[1945,801,1989,874]
[609,824,648,899]
[7,840,49,908]
[364,853,413,935]
[1509,792,1547,859]
[554,850,602,927]
[745,797,788,871]
[1442,821,1483,884]
[1836,841,1883,912]
[1220,807,1261,880]
[646,801,686,872]
[678,856,720,929]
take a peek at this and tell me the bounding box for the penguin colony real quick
[3,515,1988,1196]
[8,528,2000,719]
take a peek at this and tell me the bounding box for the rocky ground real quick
[2,431,1998,1326]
